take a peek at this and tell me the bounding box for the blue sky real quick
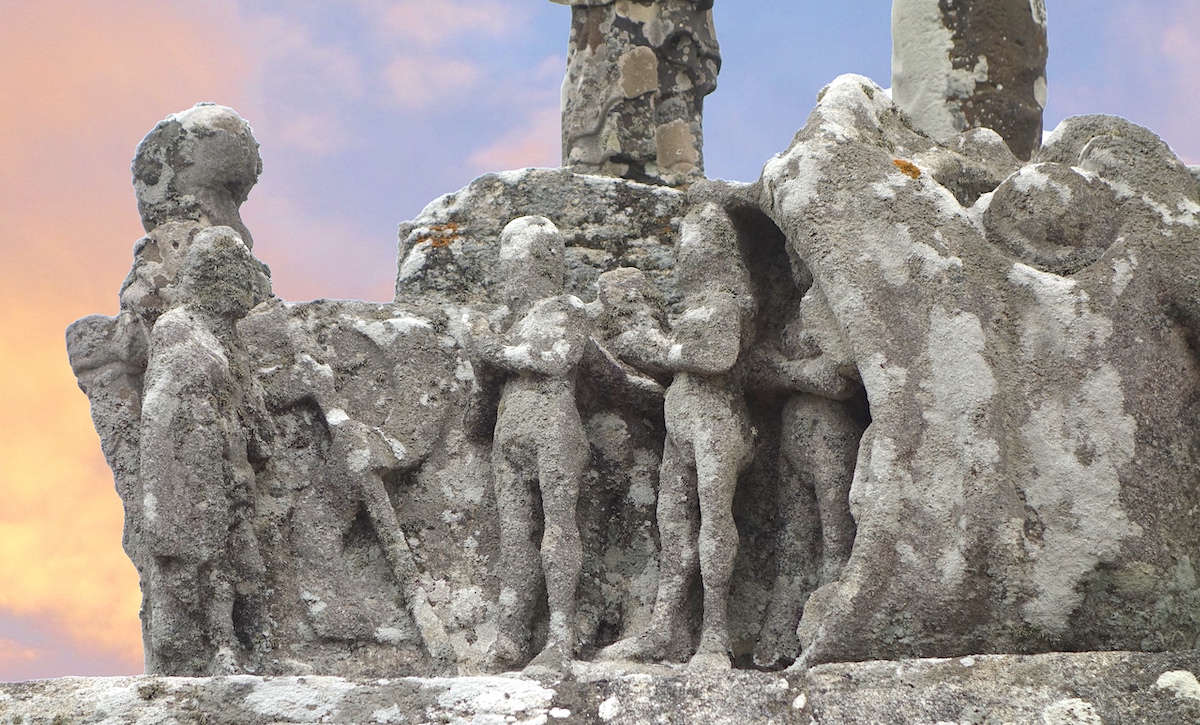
[1,0,1197,681]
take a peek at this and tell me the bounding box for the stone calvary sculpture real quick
[67,0,1200,686]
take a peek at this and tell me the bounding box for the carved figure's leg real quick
[756,395,864,668]
[753,443,819,669]
[525,412,588,676]
[795,396,863,585]
[598,434,698,662]
[358,466,457,674]
[493,439,541,669]
[689,421,751,671]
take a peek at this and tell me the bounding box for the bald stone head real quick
[132,103,262,248]
[498,216,566,314]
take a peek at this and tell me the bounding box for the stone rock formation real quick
[892,0,1048,160]
[5,651,1200,723]
[61,6,1200,719]
[759,74,1200,668]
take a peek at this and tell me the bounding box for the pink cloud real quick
[0,640,42,666]
[1099,2,1200,163]
[384,56,482,110]
[466,105,562,174]
[1154,6,1200,163]
[275,114,356,156]
[241,13,367,154]
[379,0,517,47]
[242,191,397,303]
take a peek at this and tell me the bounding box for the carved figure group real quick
[445,195,864,673]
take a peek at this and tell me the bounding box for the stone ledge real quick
[2,651,1199,724]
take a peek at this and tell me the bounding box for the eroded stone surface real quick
[760,74,1200,668]
[4,651,1200,724]
[68,21,1200,686]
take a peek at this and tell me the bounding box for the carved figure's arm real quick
[664,292,742,375]
[465,298,588,377]
[754,346,858,400]
[610,325,675,373]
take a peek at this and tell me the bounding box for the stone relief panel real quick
[67,3,1200,680]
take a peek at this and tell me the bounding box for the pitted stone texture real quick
[802,650,1200,724]
[760,74,1200,668]
[395,168,686,308]
[69,106,279,677]
[1038,114,1200,207]
[4,652,1199,723]
[892,0,1048,160]
[910,127,1021,206]
[550,0,720,186]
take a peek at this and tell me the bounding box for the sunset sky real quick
[2,0,1197,682]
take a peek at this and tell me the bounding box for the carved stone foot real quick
[491,633,527,673]
[689,632,731,672]
[522,643,572,680]
[596,628,671,663]
[687,650,732,672]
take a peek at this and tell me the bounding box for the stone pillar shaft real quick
[892,0,1048,160]
[552,0,720,186]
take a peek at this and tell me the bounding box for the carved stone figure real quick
[463,217,591,674]
[138,226,272,675]
[550,0,721,186]
[597,199,755,669]
[745,284,865,669]
[892,0,1048,160]
[68,104,267,675]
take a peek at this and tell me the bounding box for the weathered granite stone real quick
[395,168,686,307]
[5,651,1200,723]
[597,196,758,670]
[549,0,720,186]
[892,0,1048,160]
[65,4,1200,697]
[461,217,592,675]
[759,73,1200,669]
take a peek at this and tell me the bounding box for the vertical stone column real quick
[892,0,1047,160]
[550,0,720,186]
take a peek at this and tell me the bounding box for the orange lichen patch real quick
[420,222,462,248]
[894,159,921,179]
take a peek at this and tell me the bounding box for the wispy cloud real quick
[0,640,42,666]
[362,0,518,47]
[466,104,562,174]
[384,56,483,110]
[242,13,369,155]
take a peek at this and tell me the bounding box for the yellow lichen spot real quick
[894,159,921,179]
